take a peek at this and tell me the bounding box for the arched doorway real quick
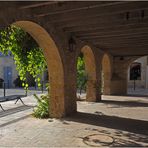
[77,45,97,102]
[102,54,112,95]
[13,21,65,118]
[127,56,148,95]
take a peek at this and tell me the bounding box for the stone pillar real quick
[110,57,129,95]
[95,50,104,101]
[80,46,97,102]
[102,54,113,95]
[86,79,97,102]
[64,49,77,116]
[103,73,111,95]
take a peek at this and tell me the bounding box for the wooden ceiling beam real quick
[68,22,148,34]
[96,44,148,50]
[74,26,148,37]
[99,47,148,56]
[19,2,58,9]
[79,33,148,41]
[34,1,126,17]
[52,2,148,28]
[94,40,148,46]
[63,16,148,33]
[99,45,148,51]
[76,29,148,39]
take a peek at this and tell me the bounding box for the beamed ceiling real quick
[3,1,148,57]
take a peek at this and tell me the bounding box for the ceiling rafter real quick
[34,1,125,17]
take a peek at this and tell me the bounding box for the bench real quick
[0,95,27,111]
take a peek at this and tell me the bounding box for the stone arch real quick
[80,45,97,101]
[13,21,65,118]
[102,54,112,95]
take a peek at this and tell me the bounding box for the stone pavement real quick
[0,88,47,99]
[0,95,148,147]
[128,88,148,96]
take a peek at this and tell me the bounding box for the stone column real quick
[95,50,104,101]
[110,57,129,95]
[64,49,77,116]
[102,54,113,95]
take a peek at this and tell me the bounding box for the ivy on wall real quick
[0,25,47,89]
[77,54,88,94]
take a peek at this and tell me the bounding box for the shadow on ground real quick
[0,105,33,118]
[62,112,148,146]
[66,112,148,135]
[83,127,148,147]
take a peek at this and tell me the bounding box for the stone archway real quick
[102,54,112,95]
[13,21,65,118]
[81,45,97,102]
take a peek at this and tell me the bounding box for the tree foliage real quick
[0,25,47,89]
[77,54,88,94]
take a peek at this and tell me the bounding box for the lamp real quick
[68,36,76,52]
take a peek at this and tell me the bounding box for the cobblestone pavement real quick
[0,95,148,147]
[0,88,47,99]
[128,88,148,96]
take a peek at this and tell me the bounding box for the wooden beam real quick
[52,2,148,28]
[76,29,148,40]
[87,35,148,43]
[114,54,148,57]
[55,14,122,28]
[63,17,148,33]
[78,33,148,41]
[100,47,148,56]
[99,45,148,51]
[93,37,148,43]
[74,26,148,37]
[97,44,148,49]
[34,1,125,17]
[19,2,58,9]
[69,23,148,34]
[94,40,148,47]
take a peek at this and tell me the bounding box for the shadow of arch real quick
[13,21,65,118]
[102,54,112,95]
[81,45,97,102]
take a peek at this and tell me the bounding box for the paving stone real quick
[0,95,148,147]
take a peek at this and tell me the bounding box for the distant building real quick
[128,56,148,89]
[0,52,18,88]
[0,52,48,88]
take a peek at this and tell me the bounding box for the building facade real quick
[0,52,18,88]
[128,56,148,89]
[0,52,48,88]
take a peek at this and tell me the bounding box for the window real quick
[130,62,141,80]
[0,52,3,56]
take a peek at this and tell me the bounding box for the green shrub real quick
[33,94,49,118]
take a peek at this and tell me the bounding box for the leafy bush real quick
[77,55,88,94]
[0,26,47,90]
[33,94,49,119]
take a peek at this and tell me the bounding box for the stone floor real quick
[0,95,148,147]
[128,88,148,96]
[0,88,47,99]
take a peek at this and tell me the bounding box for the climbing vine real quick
[0,25,47,89]
[77,53,88,94]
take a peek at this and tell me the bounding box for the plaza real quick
[0,94,148,147]
[0,1,148,147]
